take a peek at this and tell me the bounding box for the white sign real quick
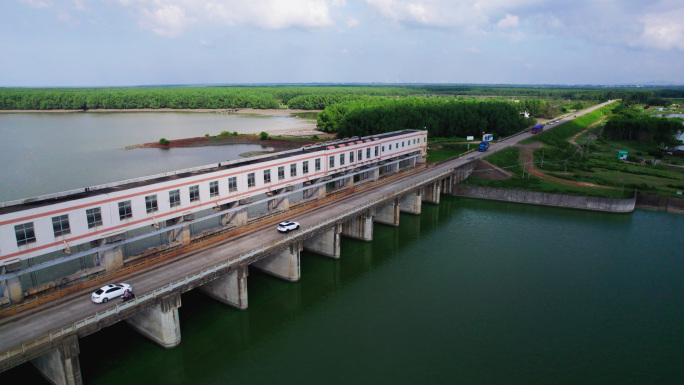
[482,134,493,141]
[467,136,474,141]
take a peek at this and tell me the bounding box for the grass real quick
[427,143,471,163]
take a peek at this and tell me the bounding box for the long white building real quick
[0,130,427,267]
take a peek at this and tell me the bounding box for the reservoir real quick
[0,113,682,384]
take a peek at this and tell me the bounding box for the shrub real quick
[312,135,319,140]
[159,138,170,146]
[219,131,231,136]
[233,131,238,136]
[259,131,269,140]
[205,133,209,137]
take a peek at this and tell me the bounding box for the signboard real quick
[467,136,474,141]
[482,134,494,142]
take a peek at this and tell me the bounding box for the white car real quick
[92,283,132,303]
[277,221,300,233]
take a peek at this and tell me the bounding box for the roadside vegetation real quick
[466,102,684,199]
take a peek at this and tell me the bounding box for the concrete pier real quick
[422,182,441,205]
[1,261,24,304]
[341,212,374,241]
[303,224,342,259]
[374,199,400,227]
[199,264,249,310]
[268,195,290,212]
[251,241,302,282]
[126,292,182,349]
[166,214,194,245]
[93,234,125,273]
[400,190,422,215]
[31,335,82,385]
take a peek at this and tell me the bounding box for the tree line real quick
[603,105,683,144]
[1,85,681,111]
[317,97,535,139]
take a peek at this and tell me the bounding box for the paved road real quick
[0,100,613,356]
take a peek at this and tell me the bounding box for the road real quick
[0,100,613,358]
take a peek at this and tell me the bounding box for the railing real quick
[0,160,460,364]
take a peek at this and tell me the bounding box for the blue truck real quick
[478,141,490,152]
[531,125,544,134]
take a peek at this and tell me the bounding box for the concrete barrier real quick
[450,185,636,213]
[636,192,684,214]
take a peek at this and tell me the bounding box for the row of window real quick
[11,138,424,247]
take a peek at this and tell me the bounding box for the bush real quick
[219,131,231,136]
[312,135,319,140]
[233,131,238,136]
[205,133,209,137]
[159,138,170,146]
[259,131,269,140]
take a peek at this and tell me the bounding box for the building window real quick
[358,149,363,161]
[329,155,335,168]
[381,145,384,153]
[145,194,158,213]
[190,185,200,202]
[86,207,102,228]
[290,163,297,177]
[367,148,371,158]
[340,153,345,165]
[278,166,285,180]
[228,177,237,192]
[15,222,36,246]
[264,169,271,183]
[315,158,321,171]
[349,151,354,163]
[118,200,132,220]
[424,137,427,142]
[389,144,392,150]
[247,172,255,187]
[303,161,309,174]
[210,181,219,197]
[413,139,416,144]
[170,189,181,207]
[52,215,71,237]
[403,141,406,147]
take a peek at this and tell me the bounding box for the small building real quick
[618,151,628,160]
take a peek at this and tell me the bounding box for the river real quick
[0,112,313,202]
[0,114,682,384]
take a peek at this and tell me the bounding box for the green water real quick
[4,197,683,384]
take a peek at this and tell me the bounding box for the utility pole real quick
[541,150,544,168]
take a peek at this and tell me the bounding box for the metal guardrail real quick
[1,155,454,363]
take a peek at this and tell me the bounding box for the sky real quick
[1,0,683,87]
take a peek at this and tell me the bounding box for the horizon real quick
[2,1,683,87]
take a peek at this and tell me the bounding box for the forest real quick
[602,105,683,144]
[316,97,534,138]
[1,85,682,112]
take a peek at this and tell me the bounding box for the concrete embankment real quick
[450,185,636,213]
[636,193,684,214]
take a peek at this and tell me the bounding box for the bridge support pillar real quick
[251,241,302,282]
[126,292,182,349]
[441,175,454,195]
[422,182,441,205]
[303,224,342,259]
[93,234,125,273]
[341,211,374,241]
[303,184,326,200]
[400,190,422,215]
[166,214,194,245]
[335,175,353,190]
[268,195,290,212]
[31,335,82,385]
[200,264,249,310]
[1,261,24,304]
[222,207,248,228]
[374,198,400,227]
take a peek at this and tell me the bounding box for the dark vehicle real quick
[478,141,490,152]
[122,289,135,302]
[531,125,543,134]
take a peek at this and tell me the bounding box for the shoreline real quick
[0,108,320,116]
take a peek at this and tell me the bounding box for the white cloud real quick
[639,8,684,50]
[346,18,359,27]
[497,14,519,29]
[139,3,195,37]
[21,0,50,9]
[466,46,481,53]
[73,0,86,11]
[205,0,333,29]
[363,0,541,29]
[58,11,79,27]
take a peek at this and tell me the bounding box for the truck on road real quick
[531,125,544,134]
[478,141,490,152]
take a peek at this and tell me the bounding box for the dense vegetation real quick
[1,85,682,112]
[317,97,534,138]
[602,105,683,144]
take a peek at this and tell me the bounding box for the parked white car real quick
[277,221,300,233]
[92,283,132,303]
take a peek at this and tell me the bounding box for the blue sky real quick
[1,0,683,87]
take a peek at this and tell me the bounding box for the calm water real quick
[4,197,682,385]
[0,112,313,202]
